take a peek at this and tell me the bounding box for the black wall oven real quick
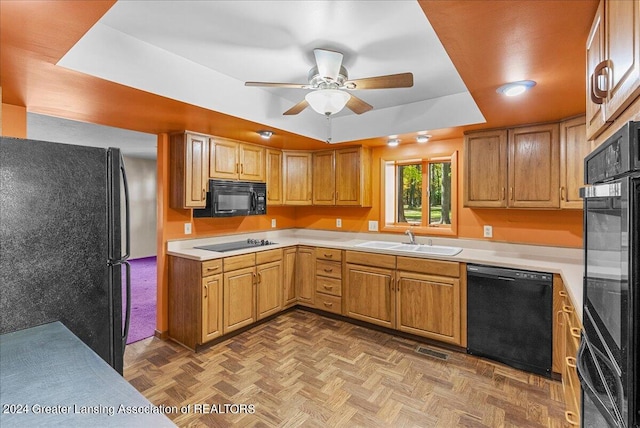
[579,121,639,428]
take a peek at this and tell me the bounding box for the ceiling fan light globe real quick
[305,89,350,115]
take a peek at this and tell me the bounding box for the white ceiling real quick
[27,113,157,159]
[56,0,485,144]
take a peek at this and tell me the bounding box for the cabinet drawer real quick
[316,260,341,279]
[345,251,395,269]
[315,247,342,262]
[314,292,342,314]
[224,253,255,271]
[315,276,342,296]
[256,248,283,265]
[396,256,459,277]
[201,259,223,277]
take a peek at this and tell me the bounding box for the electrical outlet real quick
[336,218,342,228]
[184,222,192,235]
[271,218,276,228]
[483,225,493,238]
[368,220,379,232]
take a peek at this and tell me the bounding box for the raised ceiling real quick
[0,0,598,150]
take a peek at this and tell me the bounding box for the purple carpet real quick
[122,256,157,344]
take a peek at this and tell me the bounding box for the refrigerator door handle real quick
[122,260,131,347]
[119,153,131,261]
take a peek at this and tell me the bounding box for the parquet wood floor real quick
[124,309,569,427]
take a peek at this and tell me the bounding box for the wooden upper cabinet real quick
[463,129,508,208]
[209,137,265,182]
[312,150,335,205]
[311,146,372,207]
[170,132,209,209]
[587,0,640,140]
[560,116,589,209]
[283,151,312,205]
[266,149,283,205]
[508,123,560,208]
[336,147,370,206]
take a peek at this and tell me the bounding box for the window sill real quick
[381,224,457,237]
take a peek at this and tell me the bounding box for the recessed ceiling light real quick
[416,135,431,143]
[387,138,400,147]
[496,80,536,97]
[257,130,273,139]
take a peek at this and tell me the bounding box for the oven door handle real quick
[576,337,623,427]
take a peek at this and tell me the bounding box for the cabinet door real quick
[345,264,395,329]
[170,133,209,209]
[296,247,315,306]
[282,247,297,307]
[210,138,239,180]
[256,260,282,320]
[283,151,312,205]
[560,116,589,209]
[508,124,560,208]
[603,0,640,124]
[586,1,607,139]
[239,144,265,182]
[201,274,223,343]
[312,150,335,205]
[266,149,283,205]
[223,267,256,334]
[463,130,508,207]
[335,147,362,206]
[396,271,460,345]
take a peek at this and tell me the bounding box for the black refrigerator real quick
[0,137,131,374]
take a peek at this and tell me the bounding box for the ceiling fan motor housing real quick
[308,65,349,89]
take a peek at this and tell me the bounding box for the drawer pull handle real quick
[562,304,573,313]
[323,302,333,307]
[559,290,567,297]
[566,356,577,368]
[323,285,333,290]
[570,327,581,339]
[565,410,579,426]
[323,253,333,258]
[206,266,219,271]
[323,268,333,273]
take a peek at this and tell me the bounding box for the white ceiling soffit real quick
[58,1,485,143]
[27,113,157,159]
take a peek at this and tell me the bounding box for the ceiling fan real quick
[245,48,414,117]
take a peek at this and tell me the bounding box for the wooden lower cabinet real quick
[201,274,223,343]
[223,266,256,334]
[344,263,396,329]
[396,271,460,345]
[256,260,282,320]
[282,247,297,308]
[296,246,316,307]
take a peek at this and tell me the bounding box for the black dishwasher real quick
[466,264,553,377]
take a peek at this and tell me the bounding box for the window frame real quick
[381,151,458,237]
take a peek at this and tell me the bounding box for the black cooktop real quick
[194,239,277,253]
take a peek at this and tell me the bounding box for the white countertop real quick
[167,229,584,320]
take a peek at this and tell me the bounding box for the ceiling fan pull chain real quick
[326,113,332,143]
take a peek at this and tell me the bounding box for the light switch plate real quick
[336,218,342,228]
[483,225,493,238]
[368,220,379,232]
[271,218,276,228]
[184,222,192,235]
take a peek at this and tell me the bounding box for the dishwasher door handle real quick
[497,276,516,281]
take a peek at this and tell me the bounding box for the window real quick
[383,152,457,235]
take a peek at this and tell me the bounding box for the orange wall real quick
[1,103,27,138]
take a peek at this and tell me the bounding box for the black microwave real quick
[193,180,266,218]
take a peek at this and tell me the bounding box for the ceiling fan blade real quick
[314,48,343,82]
[283,99,309,115]
[245,82,309,89]
[344,72,414,90]
[345,94,373,115]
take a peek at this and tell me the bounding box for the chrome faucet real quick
[405,229,417,245]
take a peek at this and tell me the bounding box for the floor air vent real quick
[415,345,449,360]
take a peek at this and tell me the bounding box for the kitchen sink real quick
[355,241,462,256]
